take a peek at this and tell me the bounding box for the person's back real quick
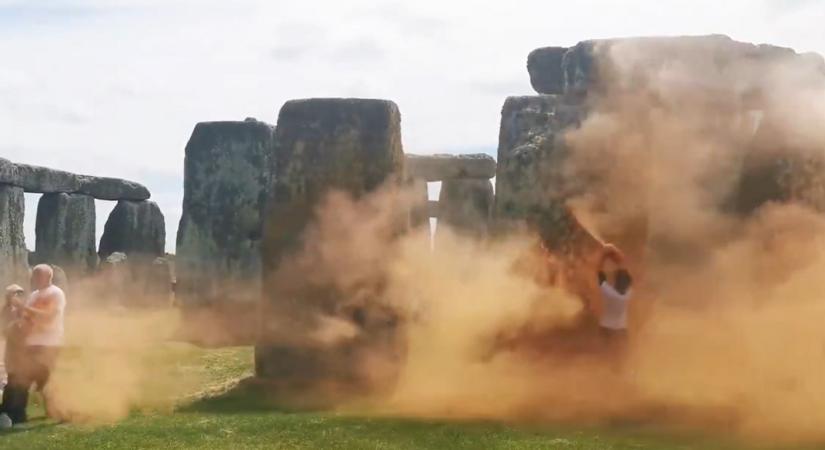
[595,244,633,336]
[598,269,632,331]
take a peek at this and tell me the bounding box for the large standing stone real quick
[257,98,405,387]
[0,185,28,288]
[99,200,165,260]
[175,118,275,341]
[495,96,581,218]
[437,179,493,239]
[494,95,596,252]
[35,193,97,277]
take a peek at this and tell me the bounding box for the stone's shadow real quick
[178,376,347,414]
[177,377,757,450]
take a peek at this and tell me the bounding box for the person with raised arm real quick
[595,243,633,346]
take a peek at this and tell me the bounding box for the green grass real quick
[1,344,824,450]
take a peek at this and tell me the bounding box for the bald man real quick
[2,265,66,424]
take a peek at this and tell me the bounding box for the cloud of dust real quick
[556,37,825,441]
[262,37,825,443]
[36,281,199,424]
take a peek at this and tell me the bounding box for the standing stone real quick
[99,200,165,260]
[98,200,166,306]
[0,185,27,288]
[494,95,600,253]
[437,179,493,239]
[257,98,405,388]
[175,118,275,341]
[35,193,96,277]
[495,96,579,218]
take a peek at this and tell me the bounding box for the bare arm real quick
[598,243,625,270]
[11,295,58,322]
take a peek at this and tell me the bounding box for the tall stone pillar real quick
[256,98,405,390]
[436,179,494,239]
[0,185,28,287]
[34,193,96,277]
[175,118,275,343]
[98,199,167,306]
[494,95,594,252]
[99,200,165,260]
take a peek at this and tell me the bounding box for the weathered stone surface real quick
[34,193,97,277]
[99,200,165,260]
[735,116,825,214]
[529,34,825,97]
[405,154,496,181]
[437,179,494,238]
[0,157,150,200]
[258,98,405,386]
[495,95,581,218]
[76,176,150,201]
[495,95,596,252]
[0,185,28,288]
[527,46,568,94]
[175,118,275,316]
[103,251,128,266]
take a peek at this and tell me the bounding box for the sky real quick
[1,0,824,253]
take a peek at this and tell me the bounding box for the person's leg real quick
[0,371,16,413]
[32,347,60,419]
[2,372,31,423]
[9,345,47,424]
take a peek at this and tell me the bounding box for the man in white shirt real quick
[3,264,66,424]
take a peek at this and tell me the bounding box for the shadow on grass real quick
[176,378,825,450]
[178,377,342,414]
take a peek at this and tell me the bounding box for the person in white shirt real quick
[2,265,66,424]
[596,243,632,345]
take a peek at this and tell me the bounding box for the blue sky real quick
[1,0,824,252]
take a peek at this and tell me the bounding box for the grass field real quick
[0,344,823,450]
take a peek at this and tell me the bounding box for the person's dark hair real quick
[614,269,632,295]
